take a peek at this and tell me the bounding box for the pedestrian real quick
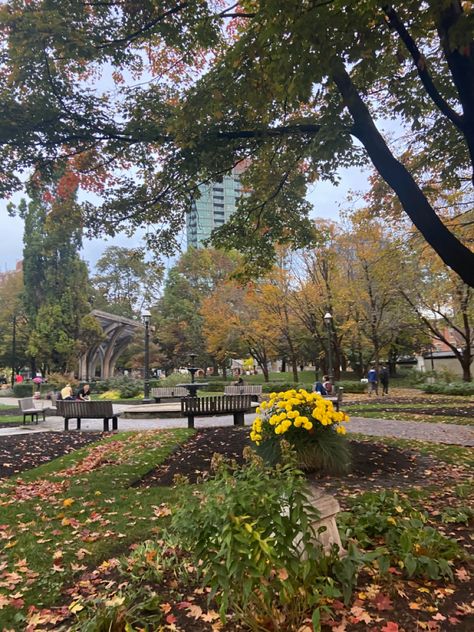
[380,365,389,395]
[367,366,378,396]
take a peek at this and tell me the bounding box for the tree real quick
[17,178,93,373]
[154,248,240,372]
[92,246,163,318]
[1,1,473,284]
[0,269,29,378]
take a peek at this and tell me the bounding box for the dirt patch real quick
[136,427,436,492]
[0,432,106,478]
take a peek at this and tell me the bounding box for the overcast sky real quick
[0,164,369,273]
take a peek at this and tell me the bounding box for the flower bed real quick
[250,388,351,473]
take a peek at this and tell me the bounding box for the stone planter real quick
[307,488,345,556]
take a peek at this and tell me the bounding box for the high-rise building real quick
[186,167,244,249]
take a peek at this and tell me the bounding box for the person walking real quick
[380,365,389,395]
[367,366,378,396]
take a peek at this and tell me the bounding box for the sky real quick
[0,164,370,274]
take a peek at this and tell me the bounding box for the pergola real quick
[78,309,142,381]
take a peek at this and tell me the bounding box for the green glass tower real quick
[186,169,243,248]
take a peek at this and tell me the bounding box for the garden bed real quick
[0,428,472,631]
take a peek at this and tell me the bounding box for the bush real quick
[119,382,142,399]
[202,380,228,392]
[422,382,474,396]
[159,373,189,387]
[339,490,462,580]
[13,383,35,398]
[335,380,367,394]
[251,388,351,474]
[261,381,310,393]
[172,446,360,629]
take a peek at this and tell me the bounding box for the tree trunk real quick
[291,357,299,383]
[222,362,227,380]
[281,357,286,372]
[461,350,472,382]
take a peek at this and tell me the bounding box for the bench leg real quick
[35,412,39,425]
[23,414,26,425]
[103,418,109,432]
[64,417,69,431]
[112,416,118,431]
[187,415,194,429]
[233,412,245,426]
[77,417,81,430]
[154,398,161,403]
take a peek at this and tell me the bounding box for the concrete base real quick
[121,402,183,419]
[307,489,345,556]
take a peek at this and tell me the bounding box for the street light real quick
[142,309,152,403]
[323,312,334,385]
[11,314,16,389]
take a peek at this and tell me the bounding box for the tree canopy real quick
[1,1,473,283]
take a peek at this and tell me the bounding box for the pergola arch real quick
[78,310,142,380]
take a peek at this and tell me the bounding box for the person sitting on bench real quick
[76,383,91,401]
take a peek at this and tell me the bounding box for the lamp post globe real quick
[142,310,152,403]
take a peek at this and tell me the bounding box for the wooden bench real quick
[56,400,119,431]
[321,387,344,412]
[150,387,189,403]
[181,395,255,428]
[224,385,263,399]
[18,397,48,424]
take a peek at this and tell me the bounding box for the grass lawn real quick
[350,432,474,468]
[0,428,192,629]
[345,400,474,426]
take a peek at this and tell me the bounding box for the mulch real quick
[135,427,438,495]
[0,432,105,478]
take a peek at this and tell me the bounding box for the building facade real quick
[186,167,244,248]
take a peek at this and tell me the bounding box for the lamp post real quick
[11,314,16,389]
[323,312,334,385]
[429,344,435,371]
[142,309,152,403]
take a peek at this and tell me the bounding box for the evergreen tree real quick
[18,179,93,373]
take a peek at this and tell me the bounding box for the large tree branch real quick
[435,1,474,183]
[330,57,474,287]
[96,2,190,49]
[383,4,464,131]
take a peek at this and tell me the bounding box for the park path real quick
[0,396,473,446]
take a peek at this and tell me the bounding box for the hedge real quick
[422,382,474,396]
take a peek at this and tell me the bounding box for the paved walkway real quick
[1,398,473,446]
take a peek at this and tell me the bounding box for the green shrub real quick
[202,380,228,391]
[159,372,189,386]
[172,445,361,630]
[261,381,310,393]
[339,491,462,580]
[422,382,474,396]
[335,380,367,393]
[119,381,142,399]
[13,383,35,398]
